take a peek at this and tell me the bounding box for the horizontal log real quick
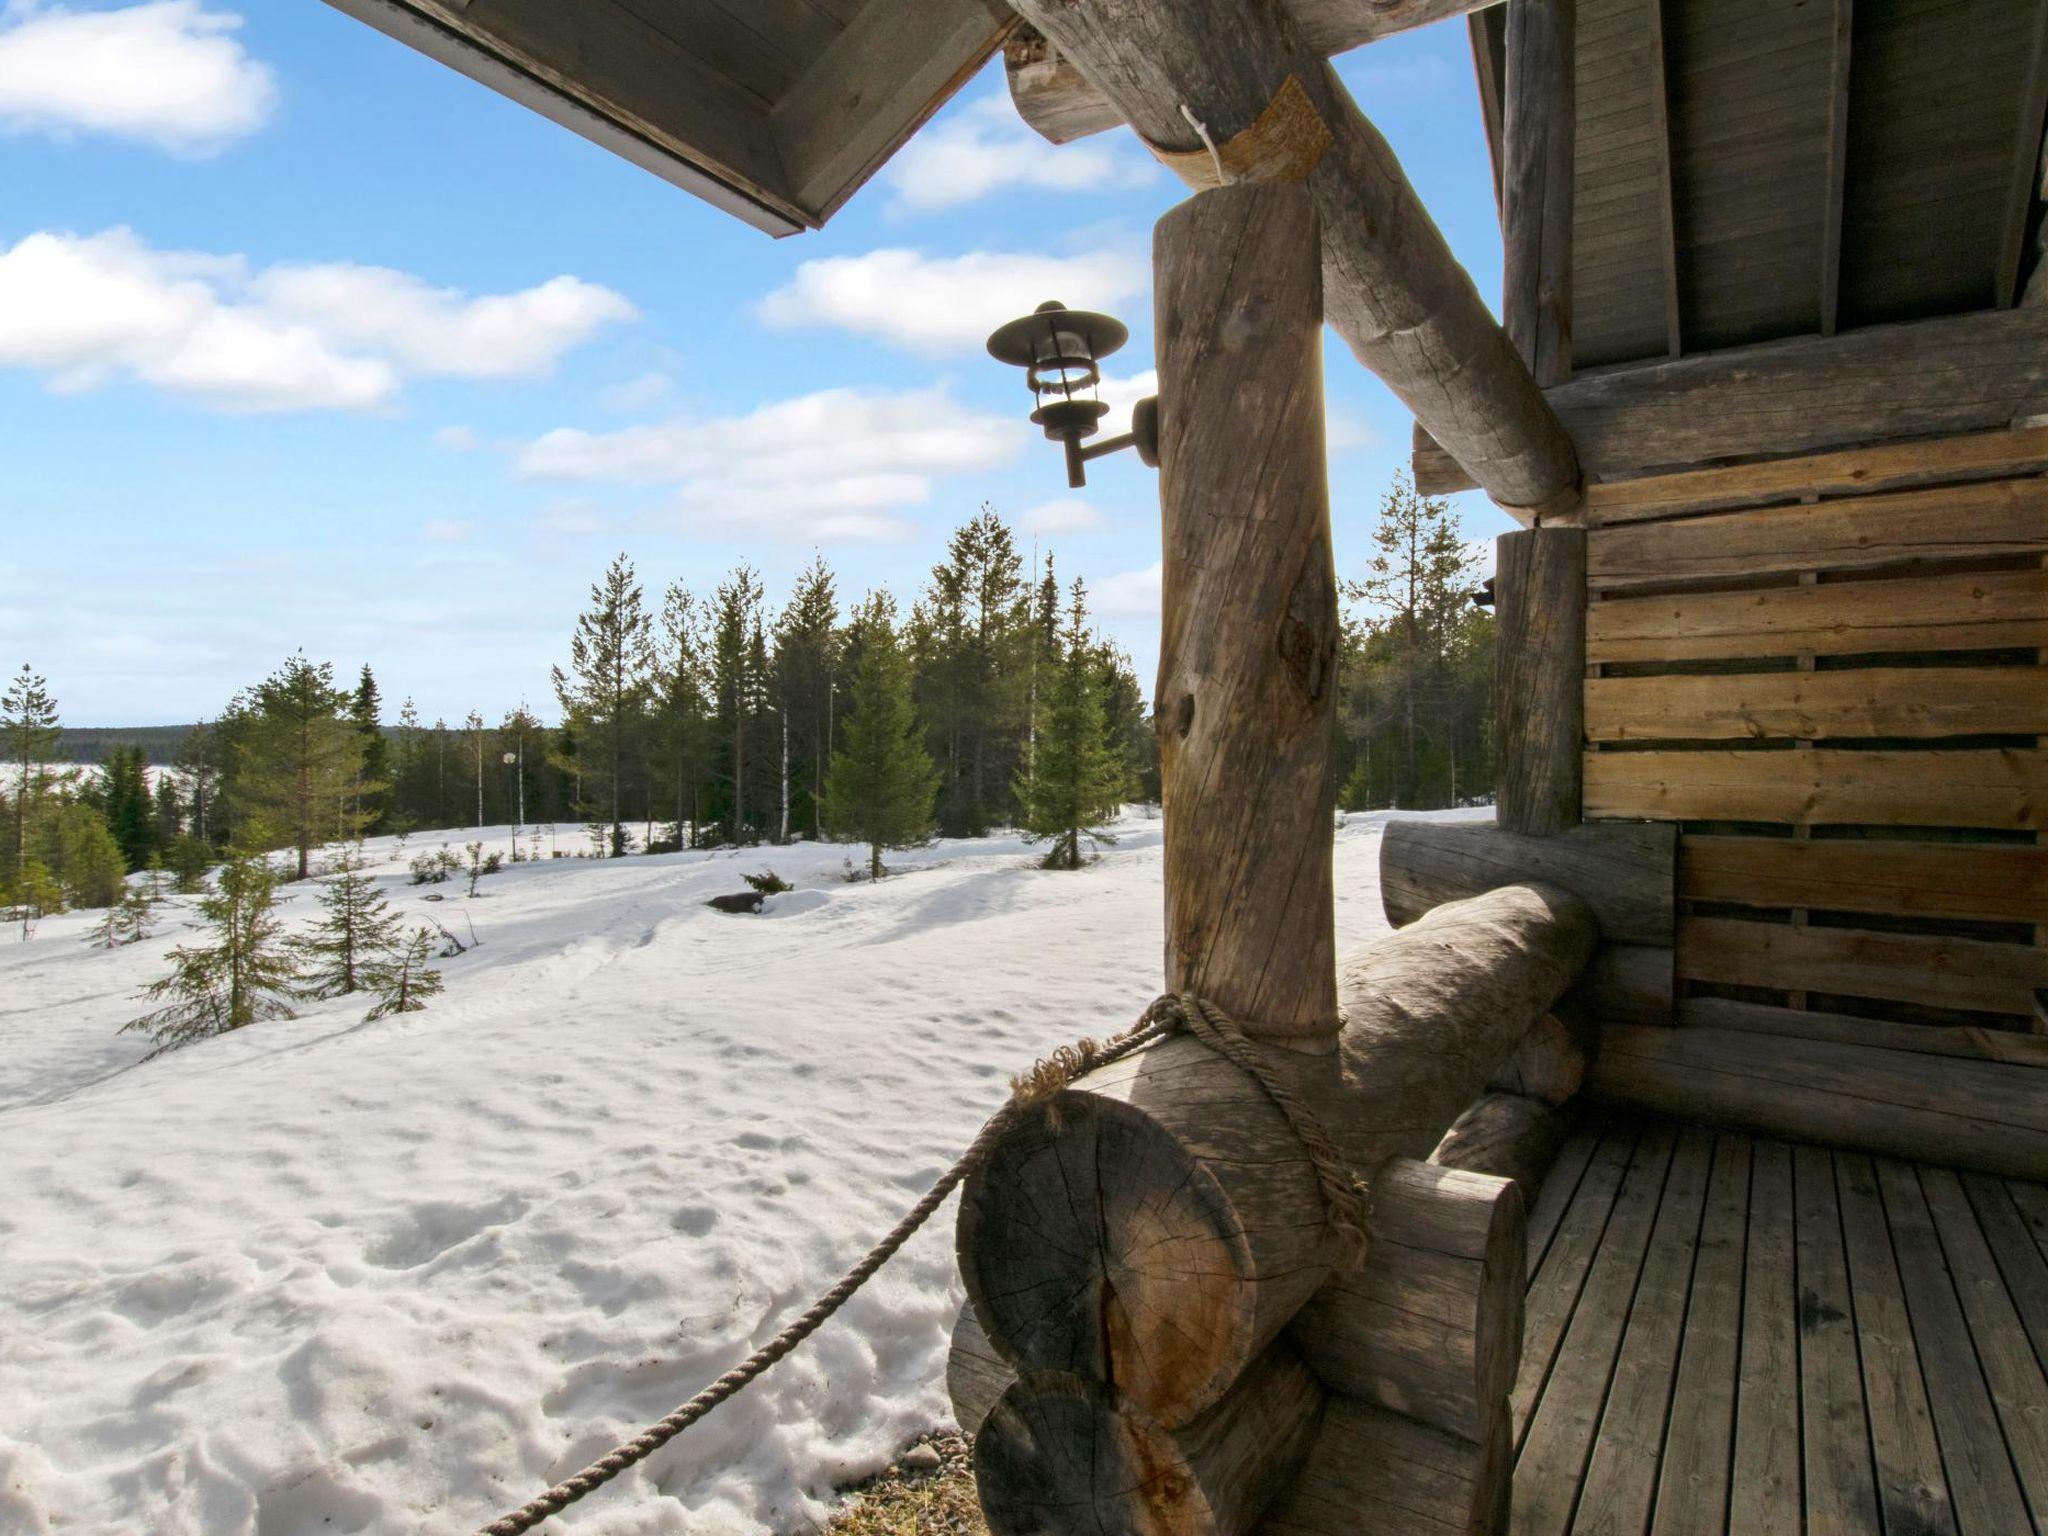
[1585,477,2048,590]
[1585,568,2048,665]
[1589,1024,2048,1181]
[1288,1159,1524,1440]
[957,884,1596,1427]
[1487,1009,1591,1106]
[1584,665,2048,742]
[1678,915,2048,1018]
[1432,1089,1576,1197]
[1678,997,2048,1069]
[1003,1,1505,144]
[1381,817,1677,945]
[1583,747,2048,829]
[1680,835,2048,925]
[1568,943,1674,1024]
[1259,1397,1512,1536]
[1415,306,2048,491]
[1578,425,2048,524]
[974,1348,1324,1536]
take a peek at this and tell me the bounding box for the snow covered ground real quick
[0,807,1482,1536]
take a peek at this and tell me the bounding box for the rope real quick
[473,995,1361,1535]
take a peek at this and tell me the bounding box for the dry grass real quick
[822,1433,986,1536]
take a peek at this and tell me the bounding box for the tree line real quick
[0,480,1495,925]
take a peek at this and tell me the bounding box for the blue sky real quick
[0,1,1513,727]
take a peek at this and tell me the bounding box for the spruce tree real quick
[774,557,840,840]
[3,664,61,884]
[823,592,938,880]
[234,654,368,879]
[655,585,711,846]
[11,858,61,940]
[96,744,155,871]
[915,508,1030,837]
[124,855,300,1055]
[298,847,403,997]
[365,926,444,1019]
[552,554,654,857]
[709,566,765,842]
[173,720,219,847]
[1017,579,1127,870]
[349,665,390,832]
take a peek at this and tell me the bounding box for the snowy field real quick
[0,807,1480,1536]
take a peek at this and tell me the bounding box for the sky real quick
[0,0,1515,727]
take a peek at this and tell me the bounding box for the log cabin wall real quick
[1576,426,2048,1047]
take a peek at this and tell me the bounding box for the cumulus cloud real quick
[759,247,1144,353]
[883,93,1154,212]
[0,227,635,412]
[0,2,277,152]
[1093,560,1162,618]
[517,385,1022,544]
[598,371,673,413]
[1019,497,1102,536]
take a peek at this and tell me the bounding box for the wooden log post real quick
[1154,181,1340,1047]
[1494,526,1587,836]
[1006,0,1581,516]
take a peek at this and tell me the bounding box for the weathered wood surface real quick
[956,884,1595,1428]
[973,1348,1324,1536]
[1791,1144,1883,1534]
[1680,835,2048,926]
[1680,996,2048,1070]
[1003,1,1507,145]
[1154,182,1338,1046]
[1501,0,1575,386]
[1432,1090,1572,1196]
[1415,305,2048,493]
[1494,529,1586,832]
[1586,476,2048,589]
[1678,913,2048,1018]
[1728,1140,1799,1536]
[1288,1159,1524,1440]
[1381,818,1675,944]
[1567,942,1674,1025]
[1584,747,2048,829]
[1008,0,1581,514]
[946,1300,1011,1437]
[1586,567,2048,664]
[1586,665,2048,742]
[1589,1025,2048,1180]
[1490,1010,1590,1107]
[1257,1398,1511,1536]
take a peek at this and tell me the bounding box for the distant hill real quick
[55,726,198,765]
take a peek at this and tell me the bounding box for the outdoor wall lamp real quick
[986,300,1158,489]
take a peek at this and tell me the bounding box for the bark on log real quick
[1154,182,1339,1046]
[1502,0,1575,386]
[1006,0,1579,514]
[1259,1397,1513,1536]
[1380,818,1675,945]
[973,1347,1324,1536]
[957,883,1596,1427]
[1433,1090,1574,1195]
[1494,528,1586,835]
[1287,1160,1524,1441]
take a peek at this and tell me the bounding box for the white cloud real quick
[1019,497,1102,536]
[0,228,635,412]
[517,385,1022,544]
[1094,560,1162,618]
[883,93,1155,212]
[434,424,479,452]
[1326,405,1378,453]
[759,247,1144,353]
[599,370,673,413]
[1097,366,1156,439]
[420,518,473,542]
[0,2,276,152]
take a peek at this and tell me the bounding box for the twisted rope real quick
[474,994,1362,1535]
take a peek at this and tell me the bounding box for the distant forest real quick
[4,480,1494,914]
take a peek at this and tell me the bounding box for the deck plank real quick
[1876,1160,2034,1536]
[1835,1152,1957,1535]
[1729,1139,1801,1536]
[1512,1124,1677,1536]
[1648,1135,1750,1536]
[1962,1174,2048,1375]
[1528,1127,1603,1280]
[1794,1144,1882,1536]
[1574,1127,1718,1535]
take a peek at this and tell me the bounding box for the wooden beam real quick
[1381,818,1676,945]
[1008,0,1582,515]
[1154,182,1338,1043]
[1819,0,1853,335]
[1681,836,2048,927]
[1470,8,1508,215]
[1646,0,1681,358]
[1586,666,2048,743]
[1004,0,1510,146]
[1502,0,1576,385]
[1494,528,1586,833]
[1415,304,2048,493]
[1584,748,2048,830]
[1997,0,2048,308]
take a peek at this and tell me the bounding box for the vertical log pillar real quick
[1503,0,1577,386]
[1495,527,1586,836]
[1153,181,1340,1050]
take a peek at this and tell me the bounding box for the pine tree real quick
[10,857,62,940]
[123,855,300,1056]
[709,566,765,842]
[3,664,61,884]
[654,585,711,846]
[234,654,368,879]
[774,557,840,840]
[824,592,938,880]
[173,720,219,847]
[297,847,403,997]
[915,508,1030,837]
[552,554,654,857]
[1017,579,1127,870]
[39,799,126,908]
[349,665,390,833]
[364,926,444,1019]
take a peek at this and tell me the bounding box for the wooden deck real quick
[1512,1118,2048,1536]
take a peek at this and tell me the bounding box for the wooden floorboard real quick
[1513,1119,2048,1535]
